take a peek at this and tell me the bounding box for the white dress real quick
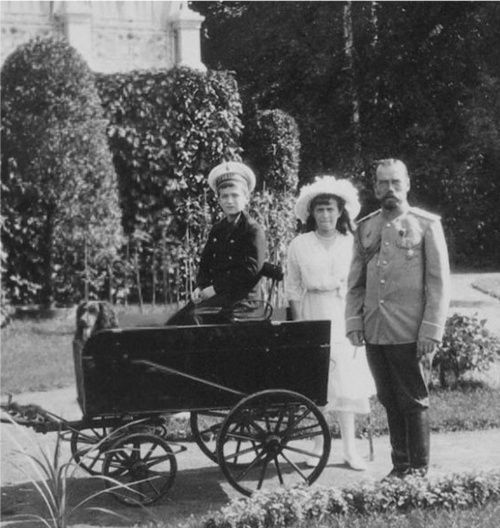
[286,231,375,414]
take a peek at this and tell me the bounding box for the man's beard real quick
[381,195,399,210]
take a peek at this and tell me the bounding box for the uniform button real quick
[212,253,216,258]
[228,256,232,260]
[382,260,387,265]
[380,279,385,284]
[386,223,391,228]
[384,241,389,246]
[380,299,385,304]
[229,240,234,244]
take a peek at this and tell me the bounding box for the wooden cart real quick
[2,318,332,506]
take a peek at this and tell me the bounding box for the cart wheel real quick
[190,410,229,463]
[217,389,331,496]
[102,432,177,506]
[71,424,115,475]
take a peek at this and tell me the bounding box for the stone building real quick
[0,1,205,72]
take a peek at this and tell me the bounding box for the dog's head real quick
[75,301,119,342]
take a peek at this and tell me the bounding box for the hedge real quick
[244,109,300,193]
[1,37,122,306]
[96,66,243,238]
[203,472,500,528]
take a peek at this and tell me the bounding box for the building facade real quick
[1,1,205,72]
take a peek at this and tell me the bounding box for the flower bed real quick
[203,472,500,528]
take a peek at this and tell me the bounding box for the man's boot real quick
[384,410,410,479]
[406,409,430,476]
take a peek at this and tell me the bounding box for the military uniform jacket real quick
[197,212,266,303]
[345,205,450,344]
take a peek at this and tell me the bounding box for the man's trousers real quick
[366,343,431,474]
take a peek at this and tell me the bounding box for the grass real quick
[1,316,76,393]
[0,304,177,394]
[365,381,500,436]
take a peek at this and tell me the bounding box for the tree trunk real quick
[84,239,89,302]
[343,1,362,168]
[40,204,56,309]
[151,248,157,307]
[134,247,143,313]
[370,1,380,106]
[161,229,168,305]
[107,262,113,303]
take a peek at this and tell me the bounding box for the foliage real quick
[192,1,500,266]
[244,109,300,192]
[95,66,243,302]
[96,66,242,236]
[3,420,126,528]
[1,36,122,306]
[202,472,500,528]
[250,190,297,265]
[434,313,499,388]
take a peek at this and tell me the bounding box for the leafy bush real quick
[95,66,243,303]
[203,472,500,528]
[250,190,297,262]
[244,109,300,192]
[96,66,243,237]
[1,36,122,306]
[433,313,499,388]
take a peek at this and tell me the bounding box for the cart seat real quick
[195,262,283,323]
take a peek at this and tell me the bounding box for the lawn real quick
[0,304,177,394]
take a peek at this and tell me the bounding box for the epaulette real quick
[356,209,381,225]
[409,207,441,221]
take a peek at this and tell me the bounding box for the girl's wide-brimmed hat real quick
[294,175,361,223]
[207,161,256,193]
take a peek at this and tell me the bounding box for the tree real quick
[1,37,122,306]
[191,1,500,265]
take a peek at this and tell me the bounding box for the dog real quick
[75,301,119,342]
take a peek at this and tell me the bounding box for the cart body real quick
[74,320,331,418]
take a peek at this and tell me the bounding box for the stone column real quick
[57,1,92,63]
[169,1,205,71]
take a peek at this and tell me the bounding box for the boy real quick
[167,161,266,325]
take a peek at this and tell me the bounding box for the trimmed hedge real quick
[203,472,500,528]
[244,109,300,192]
[1,36,122,305]
[96,66,243,237]
[94,67,244,303]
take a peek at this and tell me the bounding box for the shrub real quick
[203,472,500,528]
[244,109,300,193]
[96,67,243,303]
[96,66,243,237]
[433,313,499,388]
[1,36,122,306]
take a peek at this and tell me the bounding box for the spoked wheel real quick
[190,410,230,463]
[217,389,331,496]
[70,423,116,475]
[102,432,177,506]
